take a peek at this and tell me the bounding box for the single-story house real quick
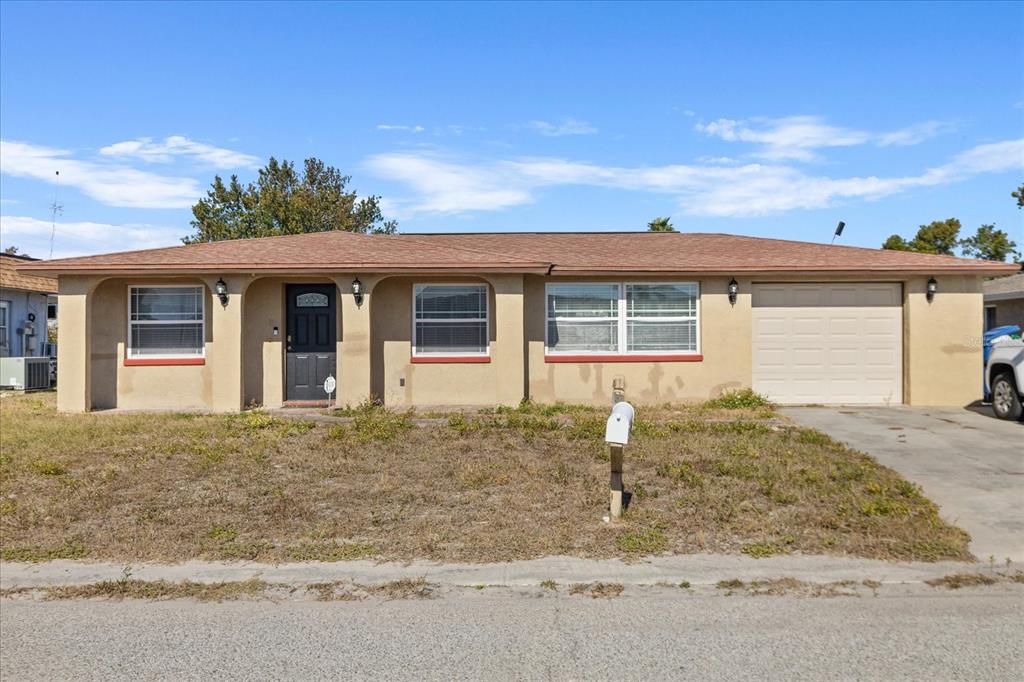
[983,271,1024,330]
[1,253,57,359]
[16,231,1018,413]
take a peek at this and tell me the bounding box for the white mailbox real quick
[605,401,635,445]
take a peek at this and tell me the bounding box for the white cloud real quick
[527,118,598,137]
[696,116,954,161]
[876,121,955,147]
[376,124,425,133]
[366,138,1024,218]
[98,135,259,168]
[365,153,530,215]
[0,215,185,258]
[0,140,202,209]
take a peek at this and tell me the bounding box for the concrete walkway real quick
[783,405,1024,562]
[0,554,1004,590]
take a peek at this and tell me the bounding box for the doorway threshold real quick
[281,400,334,408]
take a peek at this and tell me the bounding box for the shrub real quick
[703,389,773,410]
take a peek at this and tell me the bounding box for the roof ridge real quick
[389,234,551,266]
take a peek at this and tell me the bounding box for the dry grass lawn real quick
[0,391,970,563]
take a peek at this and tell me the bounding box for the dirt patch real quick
[0,393,970,563]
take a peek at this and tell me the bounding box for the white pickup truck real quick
[985,336,1024,420]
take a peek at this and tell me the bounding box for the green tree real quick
[881,234,911,251]
[183,157,396,243]
[907,218,961,255]
[647,216,676,232]
[1013,183,1024,209]
[960,224,1019,262]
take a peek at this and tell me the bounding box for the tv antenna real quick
[830,220,845,245]
[48,170,63,259]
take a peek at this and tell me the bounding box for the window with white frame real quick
[546,283,699,355]
[0,301,9,355]
[413,284,489,356]
[128,286,204,358]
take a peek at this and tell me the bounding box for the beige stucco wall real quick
[367,275,524,407]
[56,270,988,412]
[903,274,984,407]
[89,278,215,411]
[242,278,286,408]
[526,275,752,405]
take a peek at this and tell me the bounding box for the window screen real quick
[546,284,619,353]
[128,286,204,358]
[546,283,699,354]
[413,284,488,355]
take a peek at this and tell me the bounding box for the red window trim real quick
[545,354,703,363]
[410,356,491,364]
[124,357,206,367]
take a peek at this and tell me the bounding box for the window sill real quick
[124,357,206,367]
[410,356,491,364]
[545,354,703,363]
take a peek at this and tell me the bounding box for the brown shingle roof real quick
[15,231,1019,276]
[0,254,58,294]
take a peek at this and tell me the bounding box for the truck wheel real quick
[991,373,1023,421]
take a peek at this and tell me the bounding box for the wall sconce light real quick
[214,278,229,306]
[926,277,938,303]
[728,278,739,306]
[352,277,364,307]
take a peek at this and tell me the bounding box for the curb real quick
[1,555,1012,590]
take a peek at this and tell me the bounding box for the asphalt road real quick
[3,588,1022,681]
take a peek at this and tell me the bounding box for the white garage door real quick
[752,283,902,405]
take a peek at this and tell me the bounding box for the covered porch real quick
[56,272,527,412]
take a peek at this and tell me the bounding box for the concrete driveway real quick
[783,405,1023,562]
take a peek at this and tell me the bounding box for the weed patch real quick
[569,582,624,598]
[367,578,434,600]
[5,578,271,602]
[616,527,668,555]
[703,389,773,410]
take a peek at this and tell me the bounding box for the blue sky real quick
[1,1,1022,258]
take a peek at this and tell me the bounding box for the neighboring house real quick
[983,272,1024,331]
[0,253,57,359]
[17,231,1018,413]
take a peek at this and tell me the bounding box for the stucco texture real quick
[55,272,988,412]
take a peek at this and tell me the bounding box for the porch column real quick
[56,275,101,413]
[489,274,526,406]
[332,274,382,406]
[202,275,249,412]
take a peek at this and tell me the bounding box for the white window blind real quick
[546,283,699,355]
[413,284,489,356]
[128,286,204,358]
